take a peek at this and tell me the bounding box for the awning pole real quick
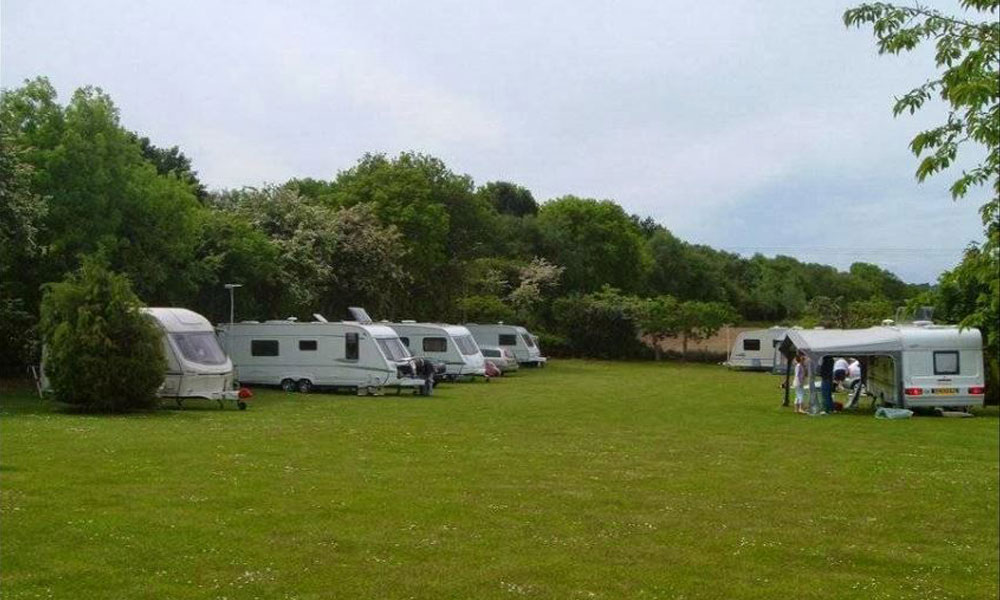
[782,355,792,406]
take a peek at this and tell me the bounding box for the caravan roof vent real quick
[914,306,935,322]
[400,319,417,323]
[347,307,373,324]
[881,319,895,326]
[313,313,328,323]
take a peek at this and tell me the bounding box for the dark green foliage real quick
[131,134,208,202]
[0,78,203,307]
[455,295,517,324]
[39,258,165,411]
[553,287,648,359]
[537,196,651,294]
[477,181,538,217]
[326,152,497,317]
[0,134,47,366]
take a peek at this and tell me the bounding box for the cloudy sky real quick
[2,0,989,283]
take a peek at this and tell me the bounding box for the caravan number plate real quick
[933,388,958,395]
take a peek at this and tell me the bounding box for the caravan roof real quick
[144,308,214,333]
[779,325,982,361]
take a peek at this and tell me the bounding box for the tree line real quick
[0,76,983,367]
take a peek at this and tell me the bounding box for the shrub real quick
[40,257,165,412]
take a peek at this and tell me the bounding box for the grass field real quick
[1,360,997,599]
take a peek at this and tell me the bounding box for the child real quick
[793,352,807,414]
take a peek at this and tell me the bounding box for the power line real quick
[719,246,964,255]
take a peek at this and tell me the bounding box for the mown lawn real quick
[1,360,997,599]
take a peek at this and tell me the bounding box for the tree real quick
[552,287,647,359]
[328,152,490,316]
[455,295,516,324]
[476,181,539,217]
[0,135,47,366]
[636,295,681,361]
[805,295,846,329]
[0,78,204,306]
[131,134,208,202]
[674,301,738,360]
[186,208,284,323]
[39,258,166,412]
[507,257,565,316]
[845,298,896,328]
[845,2,998,205]
[212,186,409,320]
[536,196,652,294]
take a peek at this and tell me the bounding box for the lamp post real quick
[224,284,243,354]
[224,283,243,326]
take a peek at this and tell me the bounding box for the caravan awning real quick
[779,328,903,362]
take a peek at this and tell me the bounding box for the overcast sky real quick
[2,0,989,283]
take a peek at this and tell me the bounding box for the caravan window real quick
[423,337,447,352]
[498,334,517,346]
[521,333,535,347]
[251,340,279,357]
[172,333,228,365]
[743,339,761,351]
[376,338,411,361]
[299,340,317,351]
[454,335,479,356]
[933,351,959,375]
[400,337,410,347]
[345,333,359,360]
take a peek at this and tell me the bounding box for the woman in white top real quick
[793,352,808,414]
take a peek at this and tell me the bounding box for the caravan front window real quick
[454,335,479,356]
[376,338,411,361]
[521,333,535,348]
[172,333,228,365]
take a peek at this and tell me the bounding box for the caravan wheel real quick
[297,379,313,394]
[281,378,296,393]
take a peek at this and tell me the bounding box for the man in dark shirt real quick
[820,356,835,413]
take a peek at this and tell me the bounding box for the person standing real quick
[820,356,835,414]
[793,352,808,414]
[847,358,862,390]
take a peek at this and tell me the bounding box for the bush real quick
[40,257,165,412]
[534,331,571,358]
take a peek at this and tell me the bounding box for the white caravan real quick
[464,323,547,366]
[727,327,788,370]
[388,322,487,379]
[218,319,424,394]
[144,308,242,407]
[778,323,985,410]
